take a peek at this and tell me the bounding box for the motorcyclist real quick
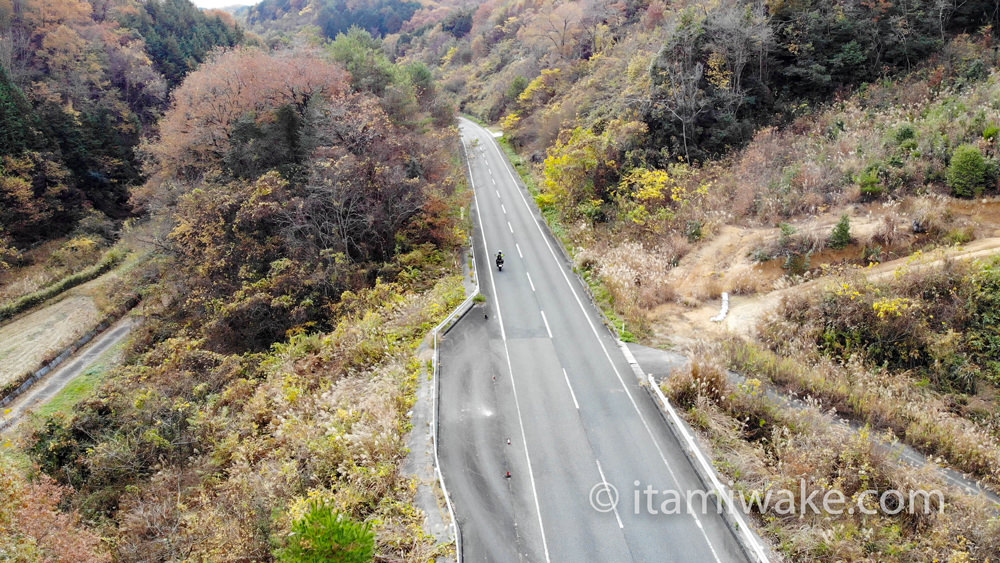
[496,250,504,271]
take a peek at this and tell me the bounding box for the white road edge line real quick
[478,120,725,563]
[469,132,552,563]
[562,368,579,410]
[595,460,624,529]
[526,272,536,292]
[645,371,772,563]
[516,243,523,258]
[540,310,553,338]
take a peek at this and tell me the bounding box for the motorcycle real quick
[496,254,504,271]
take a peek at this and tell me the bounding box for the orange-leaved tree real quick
[147,47,348,182]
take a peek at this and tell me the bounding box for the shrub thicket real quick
[947,144,988,197]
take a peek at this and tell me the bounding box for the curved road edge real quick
[465,116,774,563]
[423,137,485,562]
[621,344,773,563]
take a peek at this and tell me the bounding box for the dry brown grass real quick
[0,294,100,388]
[726,267,771,295]
[670,346,1000,562]
[722,335,1000,489]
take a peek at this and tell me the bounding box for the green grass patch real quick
[26,339,124,433]
[0,446,32,473]
[32,364,107,422]
[460,112,487,126]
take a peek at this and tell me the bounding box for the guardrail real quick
[427,137,485,562]
[431,289,476,562]
[618,344,771,563]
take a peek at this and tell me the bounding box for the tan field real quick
[0,283,107,389]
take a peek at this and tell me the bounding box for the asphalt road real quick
[437,119,748,562]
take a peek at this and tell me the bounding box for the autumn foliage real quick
[146,48,348,183]
[27,29,464,560]
[0,457,108,561]
[0,0,242,245]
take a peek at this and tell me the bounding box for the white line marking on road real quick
[481,122,723,563]
[562,368,579,410]
[595,460,623,529]
[516,243,523,258]
[502,204,507,214]
[496,190,500,198]
[526,272,535,292]
[507,221,513,233]
[468,145,551,563]
[492,177,496,185]
[540,310,552,338]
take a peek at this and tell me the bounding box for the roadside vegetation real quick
[741,256,1000,488]
[664,355,1000,561]
[385,0,1000,338]
[11,29,467,561]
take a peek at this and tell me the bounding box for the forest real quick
[0,0,240,255]
[1,0,463,560]
[6,0,1000,561]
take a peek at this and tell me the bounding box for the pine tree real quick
[830,214,852,249]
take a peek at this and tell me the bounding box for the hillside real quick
[5,25,467,563]
[0,0,241,253]
[6,0,1000,561]
[241,0,430,41]
[0,1,470,561]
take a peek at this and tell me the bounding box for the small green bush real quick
[983,123,1000,141]
[275,502,374,563]
[783,251,811,275]
[686,220,703,242]
[947,144,987,198]
[829,214,852,249]
[857,165,884,199]
[891,124,915,145]
[778,222,795,248]
[944,227,975,245]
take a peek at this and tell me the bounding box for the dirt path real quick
[649,227,1000,346]
[722,235,1000,332]
[0,317,136,433]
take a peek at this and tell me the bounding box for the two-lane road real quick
[438,118,748,561]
